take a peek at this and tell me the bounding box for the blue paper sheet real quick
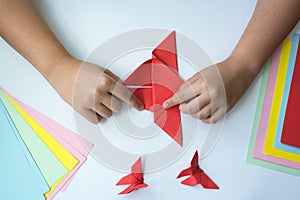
[1,98,50,194]
[274,34,300,153]
[0,100,45,200]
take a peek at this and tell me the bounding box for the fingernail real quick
[162,102,169,109]
[138,104,144,111]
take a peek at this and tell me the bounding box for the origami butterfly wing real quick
[199,171,219,189]
[181,175,199,186]
[135,183,148,189]
[116,173,139,185]
[190,150,200,170]
[180,168,218,188]
[177,167,194,179]
[177,151,199,179]
[118,184,136,195]
[118,182,148,195]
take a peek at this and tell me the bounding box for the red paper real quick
[281,40,300,148]
[177,151,219,189]
[123,31,183,146]
[116,157,148,194]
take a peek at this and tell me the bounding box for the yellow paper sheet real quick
[264,39,300,162]
[6,94,79,196]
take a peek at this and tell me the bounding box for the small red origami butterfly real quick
[177,150,219,189]
[116,157,148,194]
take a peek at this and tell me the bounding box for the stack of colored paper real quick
[247,34,300,176]
[0,88,93,199]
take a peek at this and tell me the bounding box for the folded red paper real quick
[116,157,148,195]
[123,31,183,146]
[281,40,300,148]
[177,151,219,189]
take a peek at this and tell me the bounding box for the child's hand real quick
[49,56,144,124]
[163,58,253,124]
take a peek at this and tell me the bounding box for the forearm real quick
[229,0,300,78]
[0,0,74,82]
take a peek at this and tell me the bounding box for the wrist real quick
[227,51,264,84]
[45,54,81,104]
[216,55,261,109]
[45,53,76,82]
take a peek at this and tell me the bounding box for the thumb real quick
[163,94,180,109]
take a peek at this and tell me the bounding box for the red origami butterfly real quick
[116,157,148,194]
[177,150,219,189]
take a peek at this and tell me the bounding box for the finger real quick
[98,73,117,92]
[191,103,213,120]
[179,73,201,89]
[179,72,203,91]
[110,81,144,111]
[163,73,209,109]
[179,92,211,114]
[163,82,200,109]
[94,103,113,118]
[97,74,143,111]
[201,106,226,124]
[80,108,102,124]
[104,69,121,81]
[187,72,202,84]
[99,93,122,113]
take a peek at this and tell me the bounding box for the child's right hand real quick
[48,55,144,124]
[163,57,255,124]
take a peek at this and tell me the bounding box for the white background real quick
[1,0,300,199]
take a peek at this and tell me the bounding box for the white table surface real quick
[1,1,300,199]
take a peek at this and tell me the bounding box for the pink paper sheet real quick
[252,45,300,170]
[4,90,93,199]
